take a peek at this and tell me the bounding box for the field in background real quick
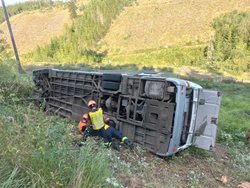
[0,0,249,81]
[0,7,71,54]
[101,0,250,53]
[0,0,60,24]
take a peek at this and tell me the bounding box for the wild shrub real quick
[0,102,113,187]
[212,11,250,61]
[0,63,113,187]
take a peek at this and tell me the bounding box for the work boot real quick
[124,139,133,149]
[111,142,120,151]
[78,141,86,147]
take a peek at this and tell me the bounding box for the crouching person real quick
[78,100,133,150]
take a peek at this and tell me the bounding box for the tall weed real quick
[0,103,113,187]
[0,62,113,187]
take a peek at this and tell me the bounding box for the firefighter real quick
[78,100,133,149]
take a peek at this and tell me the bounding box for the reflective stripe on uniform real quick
[104,142,111,147]
[89,108,104,130]
[122,137,128,142]
[104,124,109,130]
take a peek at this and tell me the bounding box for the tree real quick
[212,11,249,61]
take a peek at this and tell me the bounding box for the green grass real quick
[102,46,250,80]
[103,46,205,68]
[0,59,249,186]
[197,80,250,180]
[0,102,115,187]
[197,81,250,132]
[0,61,115,188]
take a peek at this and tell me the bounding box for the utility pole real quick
[1,0,25,74]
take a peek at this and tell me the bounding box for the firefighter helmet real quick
[88,100,96,107]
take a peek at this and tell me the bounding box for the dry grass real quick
[0,7,71,54]
[101,0,250,53]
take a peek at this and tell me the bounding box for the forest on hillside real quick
[28,1,250,80]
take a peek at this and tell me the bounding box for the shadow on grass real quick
[24,62,245,84]
[24,63,175,75]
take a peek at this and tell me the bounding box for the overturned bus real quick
[33,68,221,156]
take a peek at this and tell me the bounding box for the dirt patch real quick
[115,144,242,187]
[119,174,144,188]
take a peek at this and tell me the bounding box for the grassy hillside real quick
[0,7,71,54]
[100,10,250,81]
[101,0,250,53]
[1,1,249,187]
[20,0,248,81]
[28,0,135,63]
[0,58,249,187]
[0,0,59,24]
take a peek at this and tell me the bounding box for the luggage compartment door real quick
[192,89,221,151]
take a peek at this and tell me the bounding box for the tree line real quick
[0,0,63,24]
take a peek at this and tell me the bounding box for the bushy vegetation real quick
[201,11,250,78]
[27,5,249,80]
[0,0,62,24]
[211,11,250,61]
[31,0,134,64]
[0,35,16,81]
[0,61,116,187]
[0,105,113,187]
